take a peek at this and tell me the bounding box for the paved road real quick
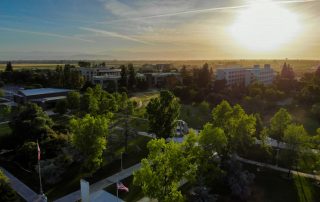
[54,163,141,202]
[0,167,39,202]
[236,155,320,181]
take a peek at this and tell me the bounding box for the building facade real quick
[216,64,275,86]
[78,67,121,82]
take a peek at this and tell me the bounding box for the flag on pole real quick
[37,142,41,161]
[117,182,129,192]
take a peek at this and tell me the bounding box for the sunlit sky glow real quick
[0,0,319,60]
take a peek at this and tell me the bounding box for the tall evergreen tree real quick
[128,63,136,90]
[5,62,13,72]
[119,65,128,88]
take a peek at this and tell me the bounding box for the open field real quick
[0,63,74,70]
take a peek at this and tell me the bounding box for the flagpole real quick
[37,140,43,195]
[121,152,123,171]
[116,174,119,202]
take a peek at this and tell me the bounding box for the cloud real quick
[79,27,151,45]
[96,0,317,24]
[0,27,94,43]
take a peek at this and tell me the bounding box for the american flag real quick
[117,182,129,192]
[37,142,41,161]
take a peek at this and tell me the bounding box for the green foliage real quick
[283,124,310,168]
[198,124,227,185]
[55,99,68,115]
[67,91,81,110]
[128,63,137,90]
[270,108,292,141]
[0,105,11,121]
[0,170,18,202]
[133,135,198,202]
[311,103,320,121]
[16,141,38,168]
[0,89,4,97]
[119,65,128,88]
[55,64,84,89]
[10,103,54,143]
[199,124,227,155]
[70,114,110,172]
[80,86,123,115]
[211,100,256,154]
[146,90,180,138]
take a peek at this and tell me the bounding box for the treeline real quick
[0,63,84,89]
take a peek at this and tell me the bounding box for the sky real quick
[0,0,319,60]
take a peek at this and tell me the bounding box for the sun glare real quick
[229,0,301,51]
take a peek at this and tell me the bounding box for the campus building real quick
[13,88,72,108]
[216,64,275,86]
[144,72,182,88]
[78,66,121,82]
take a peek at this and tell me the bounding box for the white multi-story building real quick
[216,64,275,86]
[78,67,121,81]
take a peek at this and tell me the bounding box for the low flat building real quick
[14,88,72,108]
[216,64,275,86]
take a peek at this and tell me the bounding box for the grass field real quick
[0,63,74,71]
[246,164,320,202]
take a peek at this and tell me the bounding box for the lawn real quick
[0,122,11,137]
[246,164,320,202]
[180,104,211,129]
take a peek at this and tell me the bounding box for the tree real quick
[198,124,227,185]
[311,103,320,121]
[80,88,99,115]
[254,113,263,138]
[283,124,309,176]
[16,141,38,169]
[67,91,81,110]
[226,156,255,200]
[55,99,68,115]
[128,63,136,90]
[70,114,110,172]
[119,65,128,88]
[0,170,18,202]
[270,108,292,141]
[10,103,54,143]
[211,101,256,154]
[134,135,198,202]
[146,90,180,138]
[78,61,91,67]
[5,62,13,72]
[0,105,11,121]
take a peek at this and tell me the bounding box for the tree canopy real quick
[211,100,256,153]
[70,114,111,172]
[134,134,198,202]
[270,108,292,141]
[10,103,54,144]
[146,90,180,138]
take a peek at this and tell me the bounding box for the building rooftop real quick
[18,88,72,97]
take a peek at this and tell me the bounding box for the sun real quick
[229,0,301,51]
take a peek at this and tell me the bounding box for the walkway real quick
[236,156,320,181]
[0,167,39,202]
[54,163,141,202]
